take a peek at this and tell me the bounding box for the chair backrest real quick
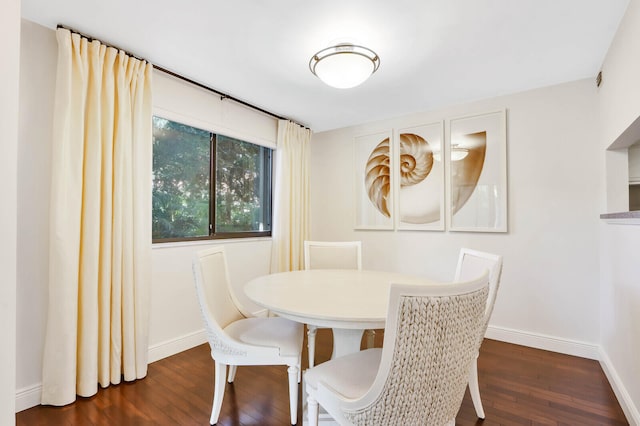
[343,273,490,425]
[454,248,503,331]
[192,246,245,353]
[304,240,362,270]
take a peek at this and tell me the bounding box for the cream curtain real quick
[270,120,312,272]
[41,28,153,406]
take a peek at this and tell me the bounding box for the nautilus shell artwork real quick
[365,133,440,224]
[364,137,392,217]
[364,131,486,224]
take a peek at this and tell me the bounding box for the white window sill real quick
[152,236,272,250]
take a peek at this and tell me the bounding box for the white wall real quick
[148,60,278,359]
[599,222,640,423]
[15,21,275,411]
[597,0,640,423]
[16,20,56,405]
[311,79,603,353]
[599,0,640,213]
[1,0,20,423]
[599,0,640,149]
[149,239,271,360]
[153,71,277,149]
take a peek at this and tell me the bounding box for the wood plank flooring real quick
[17,329,628,425]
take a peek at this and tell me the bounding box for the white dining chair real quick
[454,247,503,420]
[192,246,304,425]
[305,272,490,426]
[303,240,368,367]
[304,240,362,271]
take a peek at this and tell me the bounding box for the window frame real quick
[152,116,273,244]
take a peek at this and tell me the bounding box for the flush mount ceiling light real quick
[309,44,380,89]
[433,144,469,162]
[451,144,469,161]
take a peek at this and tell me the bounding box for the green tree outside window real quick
[152,117,271,242]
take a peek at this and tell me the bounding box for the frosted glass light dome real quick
[309,44,380,89]
[451,146,469,161]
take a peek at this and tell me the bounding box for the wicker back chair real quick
[454,248,503,419]
[305,272,489,426]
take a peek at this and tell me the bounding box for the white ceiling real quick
[21,0,629,132]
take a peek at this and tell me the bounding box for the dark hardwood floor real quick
[17,329,628,425]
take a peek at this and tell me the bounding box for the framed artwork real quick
[448,110,507,232]
[394,122,445,230]
[354,130,394,230]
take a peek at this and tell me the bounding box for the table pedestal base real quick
[331,328,365,359]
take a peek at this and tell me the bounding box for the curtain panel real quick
[41,28,153,405]
[270,120,312,272]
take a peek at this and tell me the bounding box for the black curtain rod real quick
[152,65,291,123]
[56,24,309,130]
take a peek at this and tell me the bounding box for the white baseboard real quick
[485,325,600,360]
[485,326,639,424]
[599,348,640,426]
[147,329,207,363]
[15,383,42,413]
[15,330,208,413]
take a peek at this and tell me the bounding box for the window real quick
[152,116,272,242]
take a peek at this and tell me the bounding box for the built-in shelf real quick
[600,211,640,225]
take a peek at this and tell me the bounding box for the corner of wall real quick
[599,347,640,425]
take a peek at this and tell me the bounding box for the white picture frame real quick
[447,110,508,232]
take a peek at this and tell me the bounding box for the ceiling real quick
[21,0,629,132]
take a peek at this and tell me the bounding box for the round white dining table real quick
[244,269,433,359]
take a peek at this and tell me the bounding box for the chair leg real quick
[308,395,319,426]
[468,359,485,419]
[210,361,227,425]
[365,329,375,348]
[307,325,317,367]
[297,355,302,383]
[227,365,237,383]
[287,365,299,425]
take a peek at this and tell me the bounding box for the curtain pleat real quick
[41,28,153,406]
[270,120,312,272]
